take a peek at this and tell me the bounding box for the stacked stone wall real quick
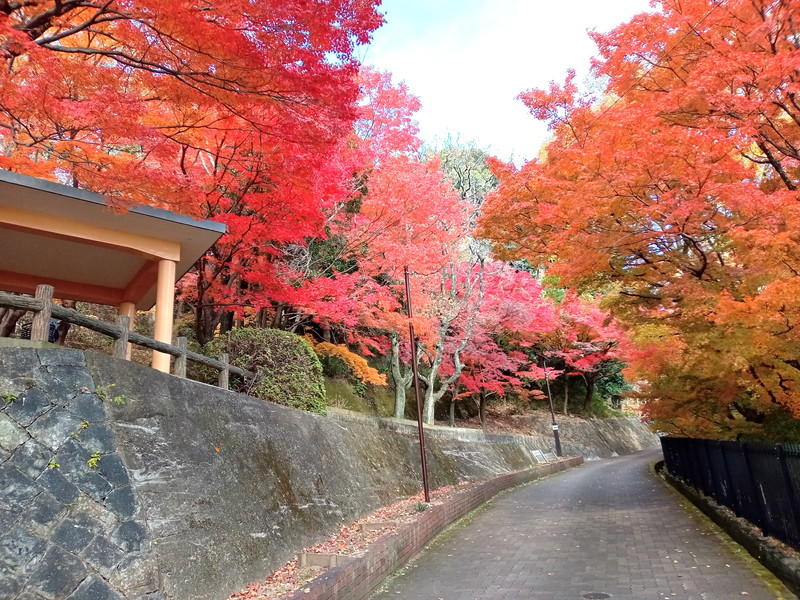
[0,348,159,600]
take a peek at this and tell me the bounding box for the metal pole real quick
[776,444,800,546]
[742,443,769,536]
[404,266,431,502]
[542,359,562,457]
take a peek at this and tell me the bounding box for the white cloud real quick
[363,0,655,163]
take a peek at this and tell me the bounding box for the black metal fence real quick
[661,437,800,550]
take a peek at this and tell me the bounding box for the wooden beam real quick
[0,269,123,305]
[0,206,181,261]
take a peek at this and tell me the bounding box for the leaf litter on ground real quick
[228,481,475,599]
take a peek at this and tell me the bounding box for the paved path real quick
[371,449,795,600]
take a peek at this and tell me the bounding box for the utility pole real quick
[404,266,431,502]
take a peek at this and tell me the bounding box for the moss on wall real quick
[324,378,396,417]
[324,378,371,413]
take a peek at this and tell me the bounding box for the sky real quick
[360,0,655,164]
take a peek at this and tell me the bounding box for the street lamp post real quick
[542,358,563,457]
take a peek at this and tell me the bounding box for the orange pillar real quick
[118,301,136,360]
[152,259,176,373]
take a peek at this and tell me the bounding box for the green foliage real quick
[584,394,623,418]
[320,354,351,379]
[95,383,114,400]
[352,380,367,398]
[740,408,800,443]
[96,383,125,405]
[434,141,498,207]
[413,501,428,513]
[87,452,102,470]
[307,235,357,277]
[48,460,60,469]
[208,327,326,414]
[2,392,17,403]
[539,273,566,302]
[594,360,633,408]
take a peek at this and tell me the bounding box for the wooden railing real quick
[0,284,253,389]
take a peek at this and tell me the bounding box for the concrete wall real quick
[525,412,660,459]
[283,457,584,600]
[0,347,658,600]
[329,408,659,460]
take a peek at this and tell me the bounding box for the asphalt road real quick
[370,448,795,600]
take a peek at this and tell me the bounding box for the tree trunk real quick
[479,389,487,429]
[255,307,270,328]
[449,399,455,427]
[271,302,286,329]
[0,307,26,337]
[420,256,487,424]
[562,375,569,415]
[583,375,595,411]
[196,303,221,346]
[390,332,412,419]
[219,311,234,335]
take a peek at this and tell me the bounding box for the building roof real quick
[0,169,225,309]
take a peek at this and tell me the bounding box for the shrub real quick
[319,354,351,379]
[305,337,387,386]
[207,328,326,414]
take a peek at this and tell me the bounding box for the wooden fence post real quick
[218,353,230,390]
[113,316,130,360]
[175,337,188,379]
[30,284,54,342]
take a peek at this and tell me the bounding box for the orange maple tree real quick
[480,0,800,440]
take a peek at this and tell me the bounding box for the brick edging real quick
[284,456,583,600]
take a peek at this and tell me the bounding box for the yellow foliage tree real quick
[305,337,387,386]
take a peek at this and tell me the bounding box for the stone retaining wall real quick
[0,347,158,600]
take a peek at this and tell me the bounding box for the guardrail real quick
[661,436,800,550]
[0,284,253,389]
